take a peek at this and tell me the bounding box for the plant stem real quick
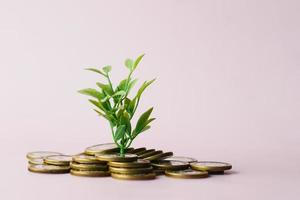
[106,75,114,93]
[120,145,125,157]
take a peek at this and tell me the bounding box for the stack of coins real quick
[94,152,155,180]
[27,144,233,180]
[70,154,110,177]
[26,151,71,174]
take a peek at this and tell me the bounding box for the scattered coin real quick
[145,152,173,161]
[70,162,108,171]
[111,172,156,180]
[28,158,44,165]
[85,143,119,155]
[165,168,209,179]
[28,164,70,174]
[95,153,138,162]
[26,151,62,160]
[163,156,198,163]
[127,147,147,154]
[151,160,189,170]
[72,154,106,164]
[108,159,151,168]
[70,169,110,177]
[44,155,72,166]
[153,169,165,176]
[139,150,163,159]
[135,149,155,156]
[190,161,232,172]
[109,166,153,174]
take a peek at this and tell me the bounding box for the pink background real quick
[0,0,299,199]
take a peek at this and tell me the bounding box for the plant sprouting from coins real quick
[79,54,155,156]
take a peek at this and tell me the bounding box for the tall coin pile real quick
[27,143,232,180]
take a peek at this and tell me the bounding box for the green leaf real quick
[112,90,126,97]
[125,59,133,71]
[93,109,105,116]
[133,78,156,101]
[140,125,151,133]
[120,111,131,134]
[96,82,114,96]
[127,97,136,114]
[100,95,111,103]
[102,65,112,74]
[88,99,105,111]
[146,118,156,126]
[133,54,145,70]
[135,107,153,134]
[127,78,138,93]
[85,68,106,77]
[78,88,103,100]
[117,78,128,91]
[115,125,126,140]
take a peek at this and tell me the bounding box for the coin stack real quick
[27,151,71,174]
[70,154,110,177]
[27,143,233,180]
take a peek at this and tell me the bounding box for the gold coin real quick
[127,147,147,154]
[135,149,155,156]
[125,147,134,153]
[70,162,108,171]
[72,154,106,164]
[70,169,110,177]
[85,143,119,155]
[153,169,165,176]
[151,160,189,170]
[163,156,198,163]
[139,150,163,159]
[95,153,138,162]
[165,169,209,179]
[108,159,151,168]
[109,166,153,174]
[26,151,62,160]
[111,172,156,180]
[28,164,70,173]
[144,152,173,161]
[28,158,44,165]
[190,161,232,172]
[44,155,72,166]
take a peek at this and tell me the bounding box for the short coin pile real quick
[27,143,232,180]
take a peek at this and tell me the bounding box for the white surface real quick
[0,0,299,199]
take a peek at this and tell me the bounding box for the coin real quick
[28,164,70,173]
[44,155,72,166]
[70,162,108,171]
[70,169,110,177]
[109,166,153,174]
[151,160,189,170]
[135,149,155,156]
[72,154,106,164]
[28,158,44,165]
[125,147,134,153]
[127,147,147,154]
[139,150,163,159]
[95,153,138,162]
[111,172,156,180]
[108,159,151,168]
[153,169,165,175]
[144,152,173,161]
[85,143,119,155]
[163,156,198,163]
[165,168,209,179]
[190,161,232,172]
[26,151,62,160]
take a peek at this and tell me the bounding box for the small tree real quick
[79,54,155,156]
